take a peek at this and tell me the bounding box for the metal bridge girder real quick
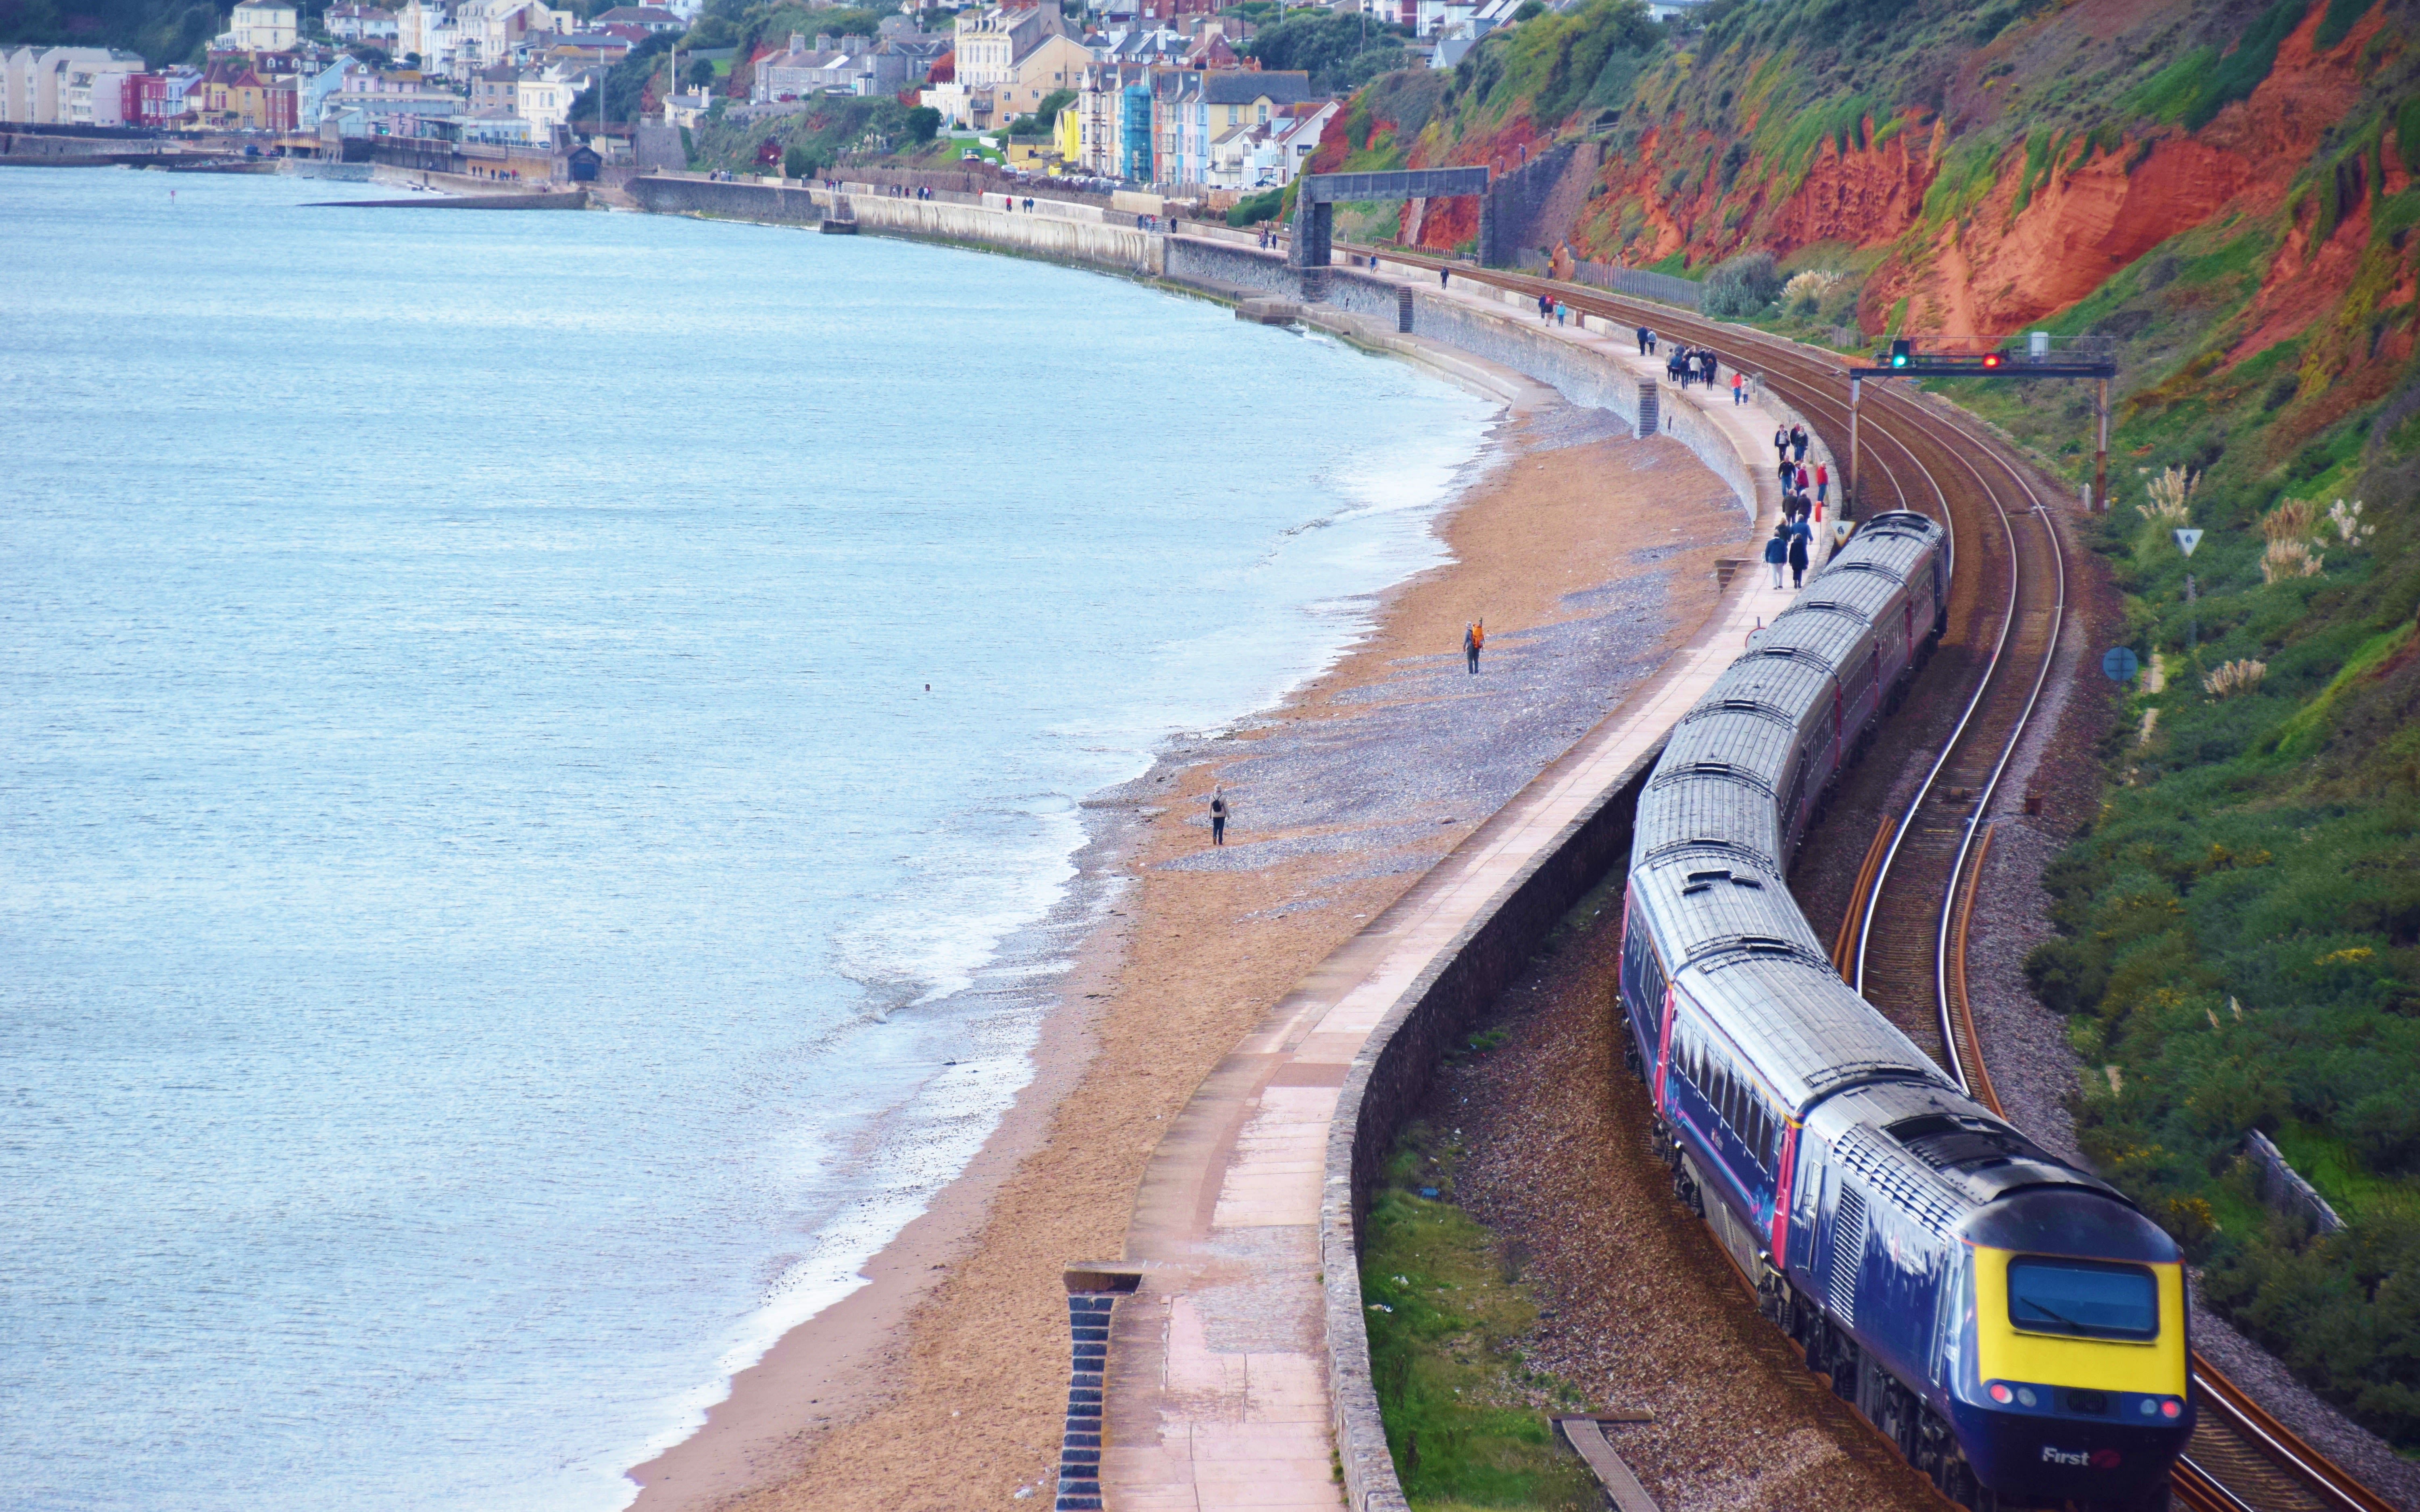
[1297,166,1490,204]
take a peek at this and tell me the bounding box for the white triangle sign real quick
[2174,528,2204,558]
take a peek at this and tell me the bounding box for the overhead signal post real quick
[1844,334,2118,516]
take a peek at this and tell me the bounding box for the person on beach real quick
[1787,514,1813,588]
[1210,789,1229,846]
[1790,423,1809,460]
[1764,523,1790,588]
[1774,426,1790,464]
[1731,370,1746,406]
[1465,620,1484,673]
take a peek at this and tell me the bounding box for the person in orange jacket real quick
[1465,620,1485,674]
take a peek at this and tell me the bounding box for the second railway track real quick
[1339,243,2402,1512]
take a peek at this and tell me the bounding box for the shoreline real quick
[628,306,1750,1506]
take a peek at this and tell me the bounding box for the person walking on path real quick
[1773,426,1790,464]
[1636,324,1649,355]
[1465,620,1484,673]
[1814,461,1829,507]
[1210,788,1229,847]
[1787,514,1813,588]
[1790,423,1808,461]
[1441,266,1450,288]
[1646,327,1658,355]
[1764,523,1790,589]
[1731,370,1746,406]
[1795,462,1811,496]
[1777,457,1796,489]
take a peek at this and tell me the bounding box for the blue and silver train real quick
[1617,511,2191,1511]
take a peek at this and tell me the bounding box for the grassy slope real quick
[1362,1114,1599,1512]
[1324,0,2420,1453]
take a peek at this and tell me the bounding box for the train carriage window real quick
[2006,1258,2159,1341]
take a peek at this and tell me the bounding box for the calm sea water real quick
[0,168,1494,1511]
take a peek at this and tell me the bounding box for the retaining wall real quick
[818,190,1160,274]
[1321,748,1663,1512]
[1165,235,1308,298]
[630,175,826,225]
[633,174,1163,275]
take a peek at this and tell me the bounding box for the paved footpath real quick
[1098,268,1818,1510]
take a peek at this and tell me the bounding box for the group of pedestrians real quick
[1764,512,1817,590]
[1535,292,1569,327]
[1667,345,1719,389]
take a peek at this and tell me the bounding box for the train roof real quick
[1805,1081,2131,1227]
[1674,951,1950,1113]
[1627,848,1823,964]
[1792,567,1901,625]
[1636,762,1782,866]
[1694,652,1834,723]
[1660,706,1796,787]
[1844,510,1946,547]
[1751,605,1869,666]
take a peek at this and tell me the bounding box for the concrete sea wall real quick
[1321,749,1660,1512]
[629,175,827,226]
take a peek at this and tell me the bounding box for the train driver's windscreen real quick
[2006,1258,2158,1340]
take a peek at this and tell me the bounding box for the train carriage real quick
[1614,511,2191,1511]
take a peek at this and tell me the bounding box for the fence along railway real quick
[1335,241,2402,1512]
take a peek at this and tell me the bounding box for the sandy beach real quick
[627,360,1748,1511]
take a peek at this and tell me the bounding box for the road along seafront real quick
[618,178,1816,1512]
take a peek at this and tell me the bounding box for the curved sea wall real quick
[1319,747,1661,1512]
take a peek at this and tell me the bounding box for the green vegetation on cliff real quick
[1321,0,2420,1452]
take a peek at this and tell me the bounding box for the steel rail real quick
[1333,244,2398,1512]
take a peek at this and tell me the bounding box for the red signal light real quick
[1982,350,2004,369]
[1989,1383,2013,1404]
[2162,1399,2182,1419]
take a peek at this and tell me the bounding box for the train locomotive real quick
[1615,511,2193,1511]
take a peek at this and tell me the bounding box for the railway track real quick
[1336,243,2400,1512]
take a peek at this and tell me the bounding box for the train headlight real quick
[2139,1398,2157,1416]
[1989,1383,2012,1404]
[2017,1387,2038,1407]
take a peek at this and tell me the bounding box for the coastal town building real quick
[324,4,401,43]
[1204,96,1334,189]
[590,4,683,30]
[3,45,144,124]
[1152,67,1312,188]
[920,2,1085,129]
[228,0,298,51]
[751,32,866,100]
[1074,57,1155,178]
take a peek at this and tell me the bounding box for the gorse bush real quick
[1701,249,1781,315]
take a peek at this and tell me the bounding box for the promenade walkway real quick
[1099,277,1812,1510]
